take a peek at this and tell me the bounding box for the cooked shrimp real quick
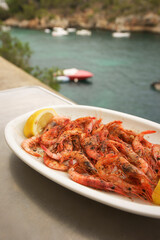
[104,174,152,201]
[71,117,96,134]
[40,126,60,146]
[81,134,102,160]
[68,166,126,196]
[72,136,82,151]
[63,139,73,152]
[21,136,41,157]
[107,121,136,143]
[152,144,160,175]
[95,154,152,201]
[43,116,70,132]
[110,140,149,173]
[41,144,61,160]
[62,151,97,174]
[132,131,158,179]
[85,117,96,134]
[91,119,102,135]
[132,130,156,156]
[21,114,159,203]
[43,153,68,171]
[108,139,157,181]
[57,128,82,143]
[152,144,160,162]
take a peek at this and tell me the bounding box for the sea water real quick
[10,28,160,123]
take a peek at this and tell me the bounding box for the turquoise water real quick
[11,28,160,123]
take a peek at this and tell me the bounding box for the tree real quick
[32,66,60,91]
[0,30,60,91]
[0,31,32,72]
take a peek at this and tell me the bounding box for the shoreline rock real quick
[3,12,160,33]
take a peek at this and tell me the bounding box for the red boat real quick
[63,68,93,81]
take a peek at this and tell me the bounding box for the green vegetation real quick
[0,30,32,72]
[0,7,10,20]
[0,30,60,91]
[0,1,159,22]
[32,66,60,91]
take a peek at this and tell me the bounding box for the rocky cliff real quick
[4,11,160,33]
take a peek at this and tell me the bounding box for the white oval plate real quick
[5,105,160,218]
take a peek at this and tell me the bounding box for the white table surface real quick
[0,86,160,240]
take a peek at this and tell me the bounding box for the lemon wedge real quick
[152,179,160,205]
[23,108,57,138]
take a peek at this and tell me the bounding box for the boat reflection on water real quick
[55,75,93,85]
[69,79,93,85]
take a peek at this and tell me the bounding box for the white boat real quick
[112,32,131,38]
[53,27,64,31]
[1,25,11,32]
[0,0,9,10]
[44,28,51,34]
[52,27,68,37]
[76,29,92,36]
[67,28,76,33]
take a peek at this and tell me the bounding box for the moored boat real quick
[44,28,51,33]
[76,29,92,36]
[1,25,11,32]
[52,27,68,37]
[151,81,160,91]
[63,68,93,81]
[67,28,76,33]
[112,32,131,38]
